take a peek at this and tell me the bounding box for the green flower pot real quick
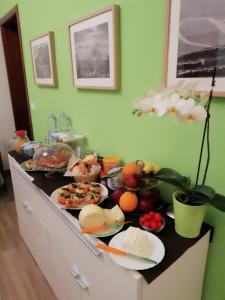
[173,191,206,238]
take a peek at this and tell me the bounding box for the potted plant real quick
[133,68,225,238]
[152,168,225,238]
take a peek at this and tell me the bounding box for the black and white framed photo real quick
[30,32,57,87]
[69,5,120,90]
[164,0,225,96]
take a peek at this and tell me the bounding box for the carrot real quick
[82,224,107,234]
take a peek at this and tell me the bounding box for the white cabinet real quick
[9,155,210,300]
[10,163,52,283]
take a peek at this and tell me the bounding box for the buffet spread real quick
[9,149,211,284]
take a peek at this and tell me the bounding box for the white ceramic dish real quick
[108,230,165,270]
[50,183,108,210]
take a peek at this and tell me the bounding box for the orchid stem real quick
[195,67,216,187]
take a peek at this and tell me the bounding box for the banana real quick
[143,161,160,174]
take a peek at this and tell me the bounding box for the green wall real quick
[1,1,224,299]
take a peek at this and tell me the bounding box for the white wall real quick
[0,32,15,169]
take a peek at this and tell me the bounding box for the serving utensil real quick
[96,243,158,264]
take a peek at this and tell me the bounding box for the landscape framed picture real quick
[69,5,120,90]
[164,0,225,96]
[30,31,57,87]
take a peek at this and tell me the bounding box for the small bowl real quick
[139,215,166,233]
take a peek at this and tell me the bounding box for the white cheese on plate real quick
[121,226,150,258]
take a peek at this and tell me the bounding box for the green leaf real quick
[153,168,189,191]
[208,193,225,212]
[191,185,215,200]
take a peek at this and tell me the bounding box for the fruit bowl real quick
[139,212,165,233]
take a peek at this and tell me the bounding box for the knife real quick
[96,243,158,264]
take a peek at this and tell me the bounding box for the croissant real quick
[71,162,87,176]
[82,153,97,166]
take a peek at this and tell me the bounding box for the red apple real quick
[123,174,139,189]
[138,187,160,199]
[137,197,155,213]
[110,188,126,203]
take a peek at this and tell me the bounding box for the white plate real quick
[108,230,165,270]
[87,223,124,238]
[50,183,108,210]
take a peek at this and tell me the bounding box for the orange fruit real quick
[119,191,138,212]
[122,162,138,175]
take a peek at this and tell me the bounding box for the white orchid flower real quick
[176,98,207,122]
[199,92,209,105]
[134,96,153,112]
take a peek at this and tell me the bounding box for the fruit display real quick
[109,160,161,213]
[117,160,160,190]
[139,212,165,233]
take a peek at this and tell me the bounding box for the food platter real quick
[21,160,67,172]
[51,182,108,210]
[108,230,165,270]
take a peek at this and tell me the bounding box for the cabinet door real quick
[48,214,140,300]
[10,164,52,281]
[49,240,83,300]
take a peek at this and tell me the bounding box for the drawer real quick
[48,213,141,300]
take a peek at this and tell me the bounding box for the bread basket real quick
[74,170,100,183]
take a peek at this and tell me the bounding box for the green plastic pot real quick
[173,191,206,238]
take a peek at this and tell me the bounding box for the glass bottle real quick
[59,112,73,132]
[14,130,30,154]
[48,113,60,144]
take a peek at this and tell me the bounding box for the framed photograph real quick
[69,5,120,90]
[30,31,57,86]
[164,0,225,96]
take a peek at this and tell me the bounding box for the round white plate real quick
[50,183,108,210]
[108,230,165,270]
[87,223,124,238]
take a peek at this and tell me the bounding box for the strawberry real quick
[154,212,162,222]
[144,221,151,228]
[149,220,159,230]
[147,212,154,220]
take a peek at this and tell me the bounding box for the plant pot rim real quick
[173,191,207,208]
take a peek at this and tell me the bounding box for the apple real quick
[123,173,140,189]
[110,188,126,203]
[138,187,160,199]
[137,197,154,213]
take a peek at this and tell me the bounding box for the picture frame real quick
[164,0,225,96]
[68,5,120,90]
[30,31,57,87]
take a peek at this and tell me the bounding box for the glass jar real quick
[48,113,60,144]
[14,130,30,154]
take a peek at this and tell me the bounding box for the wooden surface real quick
[0,176,57,300]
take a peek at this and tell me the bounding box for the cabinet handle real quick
[69,266,89,290]
[22,202,32,214]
